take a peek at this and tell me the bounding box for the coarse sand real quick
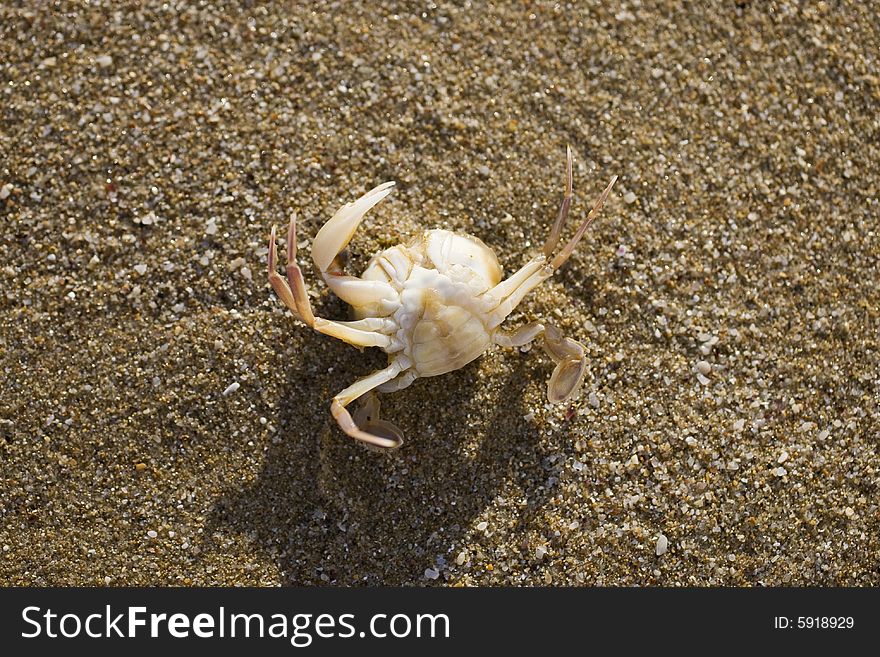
[1,1,878,585]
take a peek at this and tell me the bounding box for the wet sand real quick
[1,1,878,585]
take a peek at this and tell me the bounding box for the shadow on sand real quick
[207,323,563,585]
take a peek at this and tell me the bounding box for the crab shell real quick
[268,147,617,448]
[355,230,503,378]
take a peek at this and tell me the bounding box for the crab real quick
[268,147,616,449]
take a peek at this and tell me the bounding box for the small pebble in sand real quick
[656,534,669,556]
[623,191,637,204]
[424,567,439,580]
[696,360,711,375]
[0,183,12,199]
[222,381,240,396]
[96,54,113,68]
[778,451,789,464]
[133,264,148,276]
[147,530,158,539]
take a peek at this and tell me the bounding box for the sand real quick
[1,1,878,586]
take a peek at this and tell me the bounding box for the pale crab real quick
[268,147,616,449]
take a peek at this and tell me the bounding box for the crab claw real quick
[543,325,588,404]
[312,181,395,273]
[352,393,405,449]
[547,357,587,403]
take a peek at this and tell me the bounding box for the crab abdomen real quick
[354,230,501,376]
[410,294,492,376]
[392,266,494,377]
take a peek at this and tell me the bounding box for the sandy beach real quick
[1,1,878,585]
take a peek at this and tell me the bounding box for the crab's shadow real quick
[208,330,560,585]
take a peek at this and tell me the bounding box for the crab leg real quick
[493,321,545,348]
[269,218,396,349]
[542,145,574,258]
[494,322,587,403]
[268,213,318,324]
[331,360,407,448]
[484,147,613,402]
[485,152,574,304]
[486,171,617,328]
[314,318,397,349]
[377,369,418,394]
[549,175,617,271]
[484,147,575,304]
[485,257,545,304]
